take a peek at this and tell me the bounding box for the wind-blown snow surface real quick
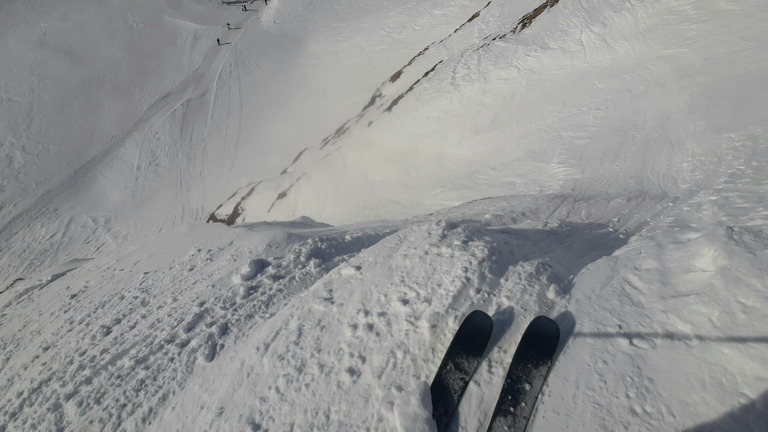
[1,0,768,431]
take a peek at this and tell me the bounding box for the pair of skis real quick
[430,311,560,432]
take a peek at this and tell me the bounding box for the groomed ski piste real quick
[1,0,767,430]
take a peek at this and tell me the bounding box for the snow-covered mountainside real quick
[210,0,768,226]
[1,0,767,431]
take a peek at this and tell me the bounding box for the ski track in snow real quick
[0,218,397,431]
[0,0,268,288]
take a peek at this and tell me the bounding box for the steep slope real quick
[0,0,486,287]
[211,0,768,225]
[0,0,242,287]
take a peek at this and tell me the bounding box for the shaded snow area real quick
[1,0,768,431]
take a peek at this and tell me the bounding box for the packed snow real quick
[1,0,767,431]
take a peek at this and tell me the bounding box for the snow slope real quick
[1,0,768,431]
[212,0,768,226]
[0,0,485,287]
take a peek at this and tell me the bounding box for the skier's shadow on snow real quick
[554,310,576,357]
[485,306,516,354]
[485,309,576,364]
[684,389,768,432]
[450,220,632,297]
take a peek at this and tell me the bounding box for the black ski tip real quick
[430,310,494,432]
[528,315,560,338]
[450,310,494,360]
[485,315,561,432]
[520,315,561,358]
[465,309,494,333]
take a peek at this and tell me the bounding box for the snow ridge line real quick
[320,0,557,151]
[207,181,262,225]
[317,1,495,151]
[478,0,560,49]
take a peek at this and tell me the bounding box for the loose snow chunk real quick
[339,265,361,277]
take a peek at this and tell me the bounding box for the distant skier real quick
[264,0,269,4]
[227,22,231,30]
[217,38,221,46]
[242,4,247,11]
